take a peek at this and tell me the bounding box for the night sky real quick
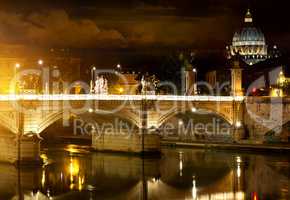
[0,0,289,66]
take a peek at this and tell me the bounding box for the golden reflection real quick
[67,156,85,191]
[66,144,81,154]
[179,152,183,177]
[41,169,46,188]
[40,154,48,188]
[237,164,241,178]
[70,183,74,190]
[236,156,242,163]
[78,176,85,191]
[192,176,197,200]
[68,157,79,190]
[198,191,245,200]
[69,157,79,177]
[236,156,242,179]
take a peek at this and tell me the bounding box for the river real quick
[0,144,289,200]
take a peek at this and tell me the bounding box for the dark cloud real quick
[0,0,289,51]
[0,10,126,48]
[121,15,233,48]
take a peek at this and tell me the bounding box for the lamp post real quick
[38,59,49,94]
[193,68,198,95]
[90,66,96,93]
[116,64,121,71]
[14,63,21,94]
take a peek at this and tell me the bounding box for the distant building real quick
[111,72,139,95]
[200,9,289,97]
[0,46,81,94]
[243,57,290,96]
[105,65,160,95]
[228,9,280,66]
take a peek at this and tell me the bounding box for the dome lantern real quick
[244,9,253,23]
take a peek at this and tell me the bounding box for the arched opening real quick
[0,123,16,135]
[159,109,232,142]
[0,114,17,135]
[39,111,139,145]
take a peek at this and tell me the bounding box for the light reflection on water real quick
[0,145,289,200]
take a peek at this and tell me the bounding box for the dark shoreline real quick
[162,140,290,153]
[41,137,290,154]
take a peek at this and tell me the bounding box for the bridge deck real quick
[0,94,245,101]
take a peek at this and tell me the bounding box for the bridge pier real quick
[0,133,41,164]
[232,126,245,141]
[15,134,42,165]
[91,129,160,154]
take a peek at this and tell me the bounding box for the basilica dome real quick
[232,27,265,46]
[229,9,268,65]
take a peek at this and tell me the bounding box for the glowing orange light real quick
[253,192,258,200]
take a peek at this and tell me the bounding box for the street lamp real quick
[193,68,198,95]
[15,63,21,69]
[191,107,197,113]
[118,87,124,94]
[38,59,43,65]
[236,121,242,128]
[90,66,96,93]
[14,63,21,94]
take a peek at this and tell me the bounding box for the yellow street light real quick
[38,59,44,65]
[15,63,21,68]
[118,87,124,94]
[235,121,242,128]
[191,107,197,112]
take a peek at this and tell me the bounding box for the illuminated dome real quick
[229,9,268,65]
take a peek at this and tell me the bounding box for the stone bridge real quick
[0,95,244,134]
[0,94,289,163]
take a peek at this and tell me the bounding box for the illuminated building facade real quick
[112,72,139,95]
[0,47,81,94]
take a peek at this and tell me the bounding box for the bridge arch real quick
[37,109,141,135]
[37,111,77,134]
[158,107,232,129]
[0,112,18,134]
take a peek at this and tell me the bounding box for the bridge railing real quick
[245,96,290,103]
[0,94,245,101]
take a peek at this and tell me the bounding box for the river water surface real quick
[0,144,289,200]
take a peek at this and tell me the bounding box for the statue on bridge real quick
[93,75,108,94]
[141,75,158,95]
